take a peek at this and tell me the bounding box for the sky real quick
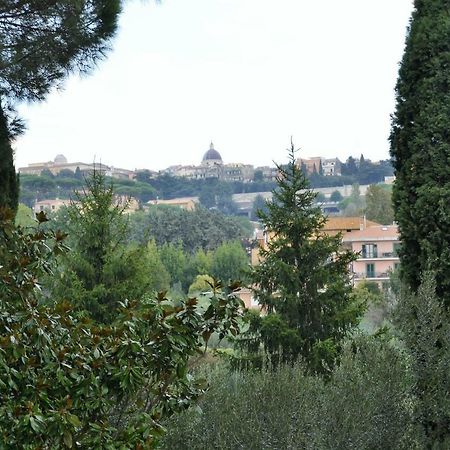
[14,0,414,172]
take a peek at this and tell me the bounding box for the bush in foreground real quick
[161,335,417,450]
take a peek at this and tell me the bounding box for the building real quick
[254,166,279,181]
[19,154,135,180]
[297,157,342,176]
[342,225,400,287]
[34,198,73,213]
[297,157,322,175]
[236,287,263,311]
[251,216,382,265]
[164,143,255,182]
[149,197,198,211]
[321,158,342,176]
[322,217,380,238]
[222,163,254,182]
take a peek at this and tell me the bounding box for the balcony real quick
[353,271,391,280]
[359,251,399,259]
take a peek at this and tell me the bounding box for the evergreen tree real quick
[251,143,362,372]
[51,170,154,322]
[390,0,450,303]
[251,194,269,221]
[0,103,18,211]
[330,190,343,203]
[0,0,121,211]
[394,271,450,447]
[342,156,358,176]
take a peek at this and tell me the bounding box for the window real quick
[366,263,375,278]
[362,244,378,258]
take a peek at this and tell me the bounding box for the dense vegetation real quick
[126,205,252,252]
[162,272,450,449]
[0,184,245,448]
[390,0,450,306]
[1,0,449,448]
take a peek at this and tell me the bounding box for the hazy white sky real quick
[14,0,414,171]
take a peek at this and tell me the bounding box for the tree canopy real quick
[390,0,450,304]
[0,0,120,102]
[364,184,394,225]
[0,0,121,210]
[0,206,245,448]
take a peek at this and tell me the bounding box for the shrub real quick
[161,334,417,449]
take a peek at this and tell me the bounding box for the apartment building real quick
[342,225,400,287]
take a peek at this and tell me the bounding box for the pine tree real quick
[251,143,362,372]
[0,0,121,211]
[390,0,450,304]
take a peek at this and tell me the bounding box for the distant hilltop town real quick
[18,142,388,182]
[18,154,135,180]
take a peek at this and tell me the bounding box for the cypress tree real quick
[390,0,450,304]
[0,103,18,211]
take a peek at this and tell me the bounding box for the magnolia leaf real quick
[29,416,41,432]
[67,414,81,428]
[63,430,73,448]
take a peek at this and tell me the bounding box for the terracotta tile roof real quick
[323,217,380,232]
[342,225,399,242]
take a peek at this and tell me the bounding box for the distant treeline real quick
[19,156,393,206]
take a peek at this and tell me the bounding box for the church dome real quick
[202,142,222,164]
[54,154,68,164]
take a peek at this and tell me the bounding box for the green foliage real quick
[145,240,171,293]
[365,184,394,225]
[14,203,35,228]
[352,281,389,334]
[1,0,121,212]
[188,275,215,296]
[250,143,363,372]
[127,205,251,253]
[162,335,416,449]
[253,169,264,182]
[159,241,187,288]
[314,192,326,203]
[394,271,450,447]
[191,248,213,274]
[19,172,156,206]
[1,1,120,103]
[51,171,155,322]
[211,241,249,284]
[340,183,365,217]
[0,209,245,449]
[251,194,269,221]
[390,0,450,304]
[0,105,19,211]
[198,187,215,209]
[329,190,343,202]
